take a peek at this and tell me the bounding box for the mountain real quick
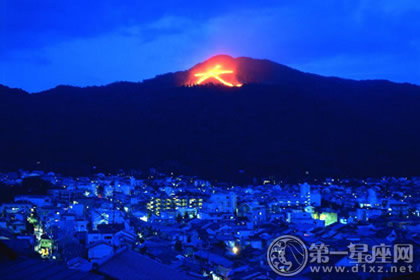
[142,55,320,87]
[1,55,420,180]
[0,84,28,97]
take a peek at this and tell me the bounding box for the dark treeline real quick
[1,57,420,182]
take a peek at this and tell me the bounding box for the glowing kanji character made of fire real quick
[194,64,242,87]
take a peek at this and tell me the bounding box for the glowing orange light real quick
[193,64,242,87]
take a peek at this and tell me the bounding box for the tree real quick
[215,241,226,249]
[174,239,183,252]
[20,176,52,194]
[25,220,35,234]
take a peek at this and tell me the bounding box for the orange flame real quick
[193,64,242,87]
[186,55,243,87]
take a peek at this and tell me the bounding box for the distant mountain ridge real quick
[0,84,28,96]
[3,54,418,94]
[1,55,420,180]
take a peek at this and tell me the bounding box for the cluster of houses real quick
[0,170,418,279]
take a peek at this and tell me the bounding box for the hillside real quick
[1,55,419,180]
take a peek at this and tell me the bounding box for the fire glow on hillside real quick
[194,65,242,87]
[187,56,242,87]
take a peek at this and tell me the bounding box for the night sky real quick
[1,0,419,92]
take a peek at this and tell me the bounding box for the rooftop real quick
[98,249,196,280]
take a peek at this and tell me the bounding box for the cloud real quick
[198,1,420,82]
[0,0,278,56]
[0,15,212,91]
[0,0,419,91]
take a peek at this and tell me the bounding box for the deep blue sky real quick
[1,0,419,92]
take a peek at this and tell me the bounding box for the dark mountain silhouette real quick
[0,84,28,97]
[1,55,420,180]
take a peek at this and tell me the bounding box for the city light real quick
[232,246,239,255]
